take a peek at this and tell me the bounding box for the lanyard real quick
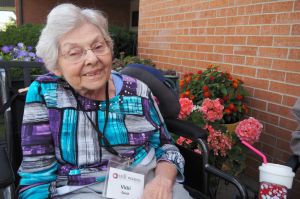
[74,81,127,161]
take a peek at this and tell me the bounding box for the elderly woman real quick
[18,3,191,199]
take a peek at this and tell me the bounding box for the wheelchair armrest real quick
[205,165,248,199]
[0,147,15,188]
[165,118,208,140]
[286,155,300,173]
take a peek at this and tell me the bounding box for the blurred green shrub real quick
[109,25,137,58]
[0,23,44,47]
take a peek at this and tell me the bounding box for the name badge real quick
[105,167,144,199]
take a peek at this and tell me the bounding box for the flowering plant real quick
[179,65,249,124]
[176,97,263,176]
[176,66,263,176]
[235,117,263,145]
[0,42,42,62]
[0,42,43,79]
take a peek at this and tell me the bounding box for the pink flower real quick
[194,149,202,154]
[206,125,232,157]
[178,98,194,119]
[185,138,193,144]
[176,136,193,146]
[176,136,186,145]
[201,98,224,122]
[235,117,263,145]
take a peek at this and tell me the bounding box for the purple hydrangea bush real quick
[0,42,44,79]
[0,42,42,62]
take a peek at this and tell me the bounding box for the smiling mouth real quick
[84,70,101,76]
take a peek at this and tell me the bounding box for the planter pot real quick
[224,121,239,133]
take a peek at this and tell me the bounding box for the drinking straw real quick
[242,140,268,164]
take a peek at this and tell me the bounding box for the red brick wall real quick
[15,0,131,27]
[139,0,300,197]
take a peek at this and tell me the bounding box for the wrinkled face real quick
[55,23,112,97]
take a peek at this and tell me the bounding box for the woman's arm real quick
[18,81,58,199]
[155,161,177,182]
[142,162,177,199]
[147,91,185,181]
[141,90,185,199]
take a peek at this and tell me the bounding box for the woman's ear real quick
[52,67,63,77]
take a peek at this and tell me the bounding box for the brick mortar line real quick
[140,10,299,21]
[138,41,300,48]
[139,24,295,28]
[139,45,299,53]
[140,1,297,18]
[139,51,299,67]
[138,42,300,47]
[138,43,300,49]
[139,14,299,24]
[139,23,298,28]
[139,34,294,37]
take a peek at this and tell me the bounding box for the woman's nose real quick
[84,49,99,65]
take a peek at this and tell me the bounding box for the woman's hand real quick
[141,161,177,199]
[141,175,173,199]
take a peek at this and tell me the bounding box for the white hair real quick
[36,3,113,71]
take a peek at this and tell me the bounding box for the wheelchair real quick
[0,61,250,198]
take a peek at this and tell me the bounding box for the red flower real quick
[202,85,209,92]
[224,108,231,115]
[228,103,235,111]
[236,93,243,100]
[179,80,185,88]
[223,95,229,101]
[233,82,238,89]
[185,91,190,96]
[219,99,224,104]
[203,91,211,98]
[185,76,192,83]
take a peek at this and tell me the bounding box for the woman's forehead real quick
[59,23,104,48]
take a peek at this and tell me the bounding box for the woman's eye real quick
[94,44,104,50]
[68,49,82,57]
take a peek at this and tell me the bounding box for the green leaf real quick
[220,86,227,95]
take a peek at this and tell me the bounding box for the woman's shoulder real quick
[34,73,61,83]
[27,73,64,96]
